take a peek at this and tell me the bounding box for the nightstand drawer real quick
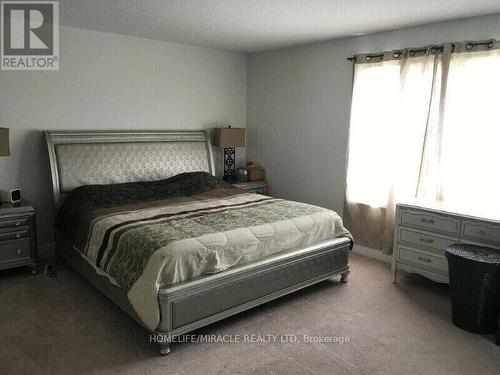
[398,246,448,273]
[245,187,267,194]
[400,208,459,235]
[461,219,500,245]
[0,217,28,230]
[0,241,31,263]
[0,229,29,243]
[232,181,267,194]
[399,227,456,255]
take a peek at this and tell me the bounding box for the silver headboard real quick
[43,130,215,210]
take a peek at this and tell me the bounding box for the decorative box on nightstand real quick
[232,180,267,194]
[0,200,38,274]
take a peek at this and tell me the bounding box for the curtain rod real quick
[346,39,495,62]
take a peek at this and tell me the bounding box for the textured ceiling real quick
[59,0,500,52]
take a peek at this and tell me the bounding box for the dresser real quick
[0,200,38,274]
[232,180,267,194]
[392,202,500,283]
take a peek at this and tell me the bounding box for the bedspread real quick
[56,172,352,330]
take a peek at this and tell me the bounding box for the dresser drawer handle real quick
[15,233,21,239]
[420,218,435,225]
[419,237,434,244]
[418,256,432,263]
[16,248,22,255]
[15,221,21,226]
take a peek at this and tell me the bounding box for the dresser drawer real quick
[461,219,500,246]
[0,217,29,230]
[0,229,29,242]
[400,208,460,235]
[399,227,456,255]
[0,241,31,263]
[398,246,448,273]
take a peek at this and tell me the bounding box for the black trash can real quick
[445,244,500,334]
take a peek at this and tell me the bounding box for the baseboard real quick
[37,243,55,260]
[352,244,392,264]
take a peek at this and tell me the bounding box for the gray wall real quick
[0,25,247,256]
[3,13,500,257]
[247,13,500,220]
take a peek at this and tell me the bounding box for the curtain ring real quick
[393,52,400,58]
[430,47,437,54]
[488,41,494,48]
[409,51,415,57]
[366,56,372,61]
[465,43,473,50]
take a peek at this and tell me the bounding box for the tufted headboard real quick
[43,130,215,210]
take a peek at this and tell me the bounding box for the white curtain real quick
[344,44,500,254]
[423,48,500,218]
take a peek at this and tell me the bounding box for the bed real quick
[43,130,352,355]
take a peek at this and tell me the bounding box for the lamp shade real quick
[0,128,9,156]
[213,127,245,148]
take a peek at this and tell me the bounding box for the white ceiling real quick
[59,0,500,53]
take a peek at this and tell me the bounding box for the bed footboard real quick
[155,237,351,353]
[56,232,350,355]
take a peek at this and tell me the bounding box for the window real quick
[437,50,500,218]
[346,56,439,208]
[344,44,500,252]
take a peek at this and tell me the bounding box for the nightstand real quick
[0,200,38,274]
[232,180,267,194]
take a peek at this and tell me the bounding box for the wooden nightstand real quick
[232,180,267,194]
[0,200,38,274]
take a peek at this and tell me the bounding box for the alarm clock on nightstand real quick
[1,189,21,204]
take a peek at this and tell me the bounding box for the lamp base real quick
[222,147,236,182]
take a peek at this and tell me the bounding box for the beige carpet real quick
[0,253,499,375]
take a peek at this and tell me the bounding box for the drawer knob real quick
[15,233,21,239]
[15,221,20,226]
[16,248,22,255]
[420,218,435,225]
[418,256,432,263]
[419,237,434,244]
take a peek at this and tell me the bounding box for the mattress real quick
[56,172,352,330]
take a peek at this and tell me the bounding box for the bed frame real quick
[43,130,351,355]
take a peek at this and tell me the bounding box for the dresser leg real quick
[340,270,350,283]
[29,264,38,275]
[391,259,397,284]
[55,242,64,265]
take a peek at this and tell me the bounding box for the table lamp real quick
[213,126,245,182]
